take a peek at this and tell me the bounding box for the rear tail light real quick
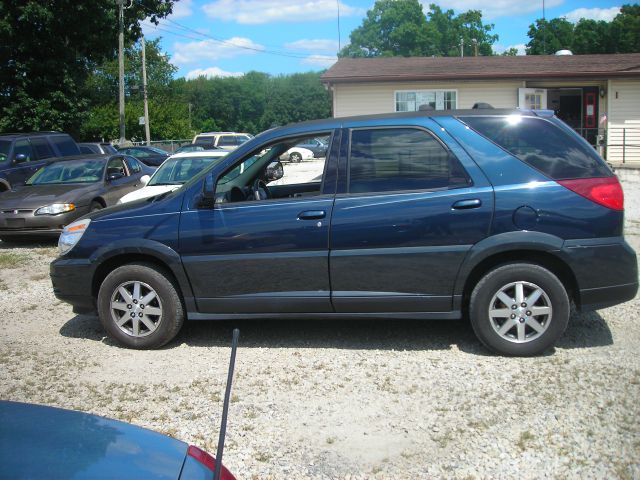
[187,445,236,480]
[557,177,624,211]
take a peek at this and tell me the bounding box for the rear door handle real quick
[452,199,482,210]
[298,210,326,220]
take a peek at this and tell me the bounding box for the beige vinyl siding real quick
[332,80,522,117]
[607,79,640,164]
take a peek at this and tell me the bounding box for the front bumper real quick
[0,208,88,238]
[50,257,96,314]
[561,237,638,310]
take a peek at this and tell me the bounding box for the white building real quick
[322,54,640,164]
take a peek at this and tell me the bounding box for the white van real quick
[192,132,253,151]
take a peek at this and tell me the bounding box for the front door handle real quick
[298,210,326,220]
[452,199,482,210]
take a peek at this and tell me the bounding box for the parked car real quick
[118,146,169,167]
[296,137,328,158]
[118,151,228,204]
[192,132,253,151]
[0,154,151,240]
[50,109,638,356]
[0,132,80,192]
[279,146,314,163]
[0,400,236,480]
[78,142,118,155]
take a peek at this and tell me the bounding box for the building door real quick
[518,88,547,110]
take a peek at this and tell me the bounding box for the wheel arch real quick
[91,197,107,208]
[0,178,10,192]
[454,232,580,313]
[460,250,580,313]
[90,248,195,312]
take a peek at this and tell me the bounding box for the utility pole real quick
[472,38,478,57]
[141,36,150,145]
[542,0,546,54]
[188,103,192,131]
[117,0,125,145]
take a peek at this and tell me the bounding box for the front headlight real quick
[58,218,91,256]
[35,203,75,215]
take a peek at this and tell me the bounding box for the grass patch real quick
[517,430,535,451]
[0,252,28,269]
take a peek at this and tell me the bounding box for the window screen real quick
[348,128,471,194]
[461,116,611,180]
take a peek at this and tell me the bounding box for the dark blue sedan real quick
[0,401,236,480]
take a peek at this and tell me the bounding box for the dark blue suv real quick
[50,110,638,355]
[0,132,80,192]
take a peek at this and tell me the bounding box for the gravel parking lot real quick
[1,165,639,479]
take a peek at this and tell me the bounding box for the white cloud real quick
[172,37,265,65]
[493,43,527,55]
[171,0,194,18]
[186,67,244,79]
[562,6,620,23]
[421,0,564,19]
[285,39,340,53]
[202,0,362,25]
[301,55,337,68]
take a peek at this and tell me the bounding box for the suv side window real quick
[49,135,80,156]
[31,137,55,159]
[217,136,237,147]
[348,128,471,194]
[13,139,35,163]
[460,116,611,180]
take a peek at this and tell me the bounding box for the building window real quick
[395,91,457,112]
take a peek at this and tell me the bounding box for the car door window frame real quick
[213,129,339,208]
[341,125,473,197]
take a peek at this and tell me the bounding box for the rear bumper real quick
[50,257,96,314]
[561,237,638,310]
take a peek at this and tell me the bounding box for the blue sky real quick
[141,0,623,79]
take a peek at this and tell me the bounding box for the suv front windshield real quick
[26,159,104,185]
[148,156,221,186]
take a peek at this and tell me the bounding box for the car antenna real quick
[214,328,240,480]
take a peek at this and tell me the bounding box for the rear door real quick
[329,123,493,313]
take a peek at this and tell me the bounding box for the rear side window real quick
[124,156,141,173]
[49,135,80,156]
[348,128,471,194]
[218,136,237,147]
[31,137,55,159]
[461,116,610,179]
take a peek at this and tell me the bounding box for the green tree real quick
[0,0,175,136]
[339,0,434,57]
[501,47,519,56]
[526,17,575,55]
[610,4,640,52]
[85,38,177,105]
[571,19,611,54]
[339,0,498,58]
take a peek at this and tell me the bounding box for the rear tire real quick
[97,263,184,349]
[469,263,569,356]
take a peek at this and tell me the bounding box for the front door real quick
[179,130,338,314]
[329,125,493,313]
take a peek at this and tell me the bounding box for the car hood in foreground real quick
[119,185,181,204]
[0,401,188,480]
[0,184,99,209]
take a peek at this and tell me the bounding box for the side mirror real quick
[198,174,216,208]
[107,172,124,182]
[140,174,150,185]
[13,154,28,164]
[265,161,284,182]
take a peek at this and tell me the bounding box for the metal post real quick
[118,0,125,145]
[460,38,464,58]
[141,36,151,146]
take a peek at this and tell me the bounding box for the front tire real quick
[289,152,302,163]
[97,263,184,349]
[469,263,569,356]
